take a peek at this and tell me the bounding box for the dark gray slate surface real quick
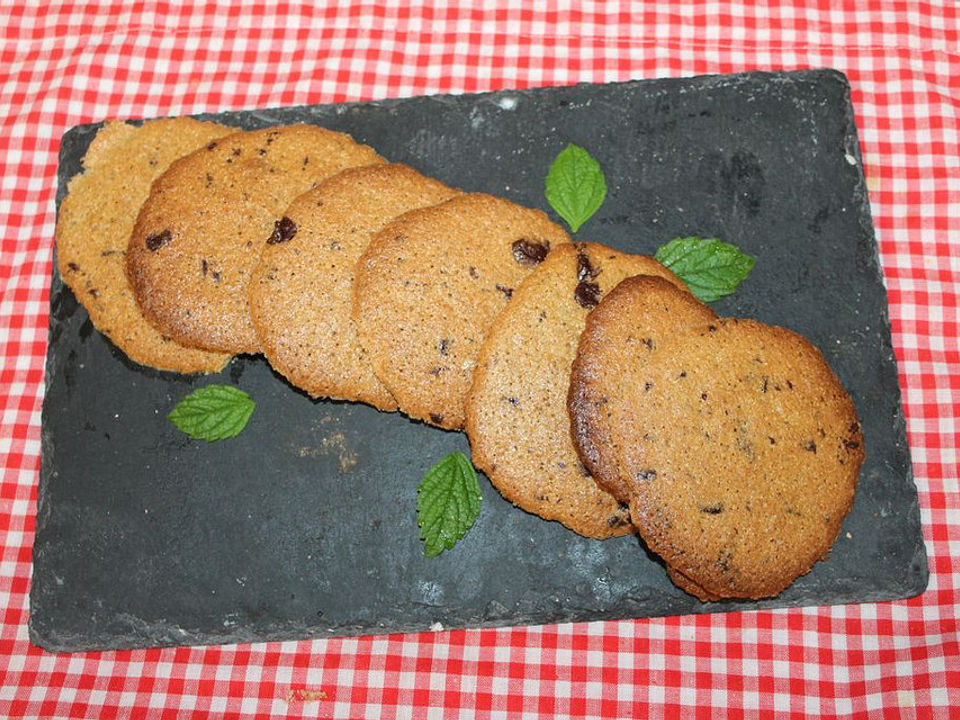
[31,69,927,652]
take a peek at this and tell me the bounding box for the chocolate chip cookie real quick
[353,193,570,430]
[569,276,864,598]
[126,124,384,354]
[56,118,234,373]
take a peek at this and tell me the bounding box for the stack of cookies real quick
[56,118,863,601]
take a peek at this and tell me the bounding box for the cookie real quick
[569,276,718,504]
[570,277,864,599]
[465,243,686,538]
[126,124,384,354]
[353,193,570,430]
[249,164,460,409]
[55,118,234,374]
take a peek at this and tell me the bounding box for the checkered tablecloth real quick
[1,2,957,717]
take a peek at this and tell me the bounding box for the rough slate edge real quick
[30,69,927,653]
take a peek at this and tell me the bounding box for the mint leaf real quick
[655,237,756,302]
[416,451,482,557]
[545,144,607,233]
[168,385,256,441]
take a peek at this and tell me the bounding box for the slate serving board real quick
[31,69,927,652]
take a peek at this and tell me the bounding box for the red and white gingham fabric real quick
[1,2,958,717]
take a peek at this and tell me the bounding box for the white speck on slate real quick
[430,622,444,632]
[418,580,444,604]
[845,153,857,165]
[497,96,518,111]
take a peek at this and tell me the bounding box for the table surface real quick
[1,2,957,718]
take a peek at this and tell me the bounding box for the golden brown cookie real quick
[465,243,686,538]
[249,164,460,409]
[126,124,384,354]
[353,193,570,430]
[55,118,234,374]
[569,277,864,599]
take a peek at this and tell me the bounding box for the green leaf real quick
[167,384,256,441]
[655,237,756,303]
[416,451,482,557]
[544,143,607,233]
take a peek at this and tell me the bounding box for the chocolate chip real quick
[438,338,450,355]
[607,514,629,527]
[635,469,657,481]
[502,396,519,406]
[469,266,479,279]
[145,229,172,251]
[642,337,654,350]
[512,238,550,266]
[805,441,818,453]
[844,439,860,450]
[267,216,298,245]
[232,147,241,156]
[574,252,601,308]
[201,259,208,276]
[211,271,221,283]
[576,249,598,282]
[206,141,218,150]
[700,504,724,514]
[67,262,80,272]
[88,288,99,298]
[430,413,444,425]
[496,283,513,299]
[644,381,653,391]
